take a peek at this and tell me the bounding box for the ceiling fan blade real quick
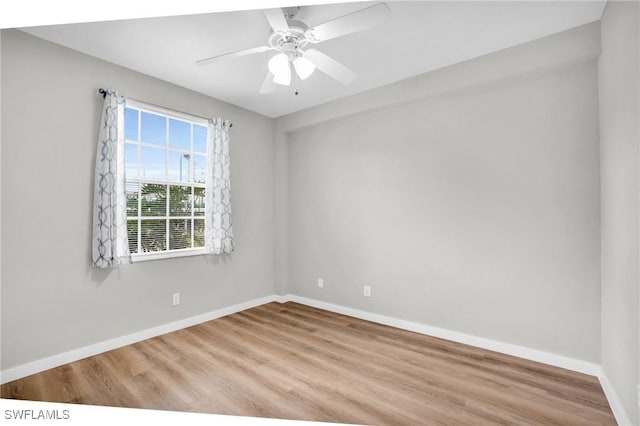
[304,49,357,85]
[305,2,391,43]
[263,8,290,34]
[260,72,277,94]
[196,45,271,66]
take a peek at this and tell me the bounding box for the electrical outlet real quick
[318,278,324,288]
[363,285,371,297]
[172,293,180,306]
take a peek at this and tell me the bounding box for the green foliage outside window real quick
[126,183,205,253]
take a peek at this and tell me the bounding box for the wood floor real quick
[2,302,615,425]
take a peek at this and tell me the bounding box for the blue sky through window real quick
[193,154,206,183]
[125,144,138,177]
[125,108,138,141]
[193,125,207,153]
[125,106,207,183]
[169,119,190,150]
[141,111,166,145]
[140,146,166,180]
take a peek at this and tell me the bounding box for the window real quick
[92,89,232,269]
[124,101,209,261]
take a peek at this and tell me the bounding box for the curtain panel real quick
[205,118,234,254]
[91,89,131,268]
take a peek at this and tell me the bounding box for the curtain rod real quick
[97,88,232,128]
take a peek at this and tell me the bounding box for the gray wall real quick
[281,23,602,363]
[599,1,640,424]
[1,30,275,370]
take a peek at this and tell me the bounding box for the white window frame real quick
[125,100,209,263]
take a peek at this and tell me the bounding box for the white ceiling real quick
[21,1,605,118]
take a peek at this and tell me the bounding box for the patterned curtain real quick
[205,118,234,254]
[92,88,131,268]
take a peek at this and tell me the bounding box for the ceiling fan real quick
[196,3,391,94]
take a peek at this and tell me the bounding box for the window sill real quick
[131,247,209,263]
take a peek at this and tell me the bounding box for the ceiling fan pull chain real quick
[293,65,300,96]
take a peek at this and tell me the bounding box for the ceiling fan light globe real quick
[273,70,291,86]
[294,56,315,80]
[268,53,288,76]
[268,53,291,85]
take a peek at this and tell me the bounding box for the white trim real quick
[125,100,209,126]
[127,176,207,187]
[279,294,601,377]
[0,295,278,384]
[124,142,206,158]
[273,294,290,304]
[597,369,634,426]
[131,247,208,263]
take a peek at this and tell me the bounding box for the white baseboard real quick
[273,294,290,304]
[597,370,634,426]
[0,295,279,384]
[280,294,601,377]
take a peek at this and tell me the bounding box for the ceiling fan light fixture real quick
[268,53,291,85]
[293,56,315,80]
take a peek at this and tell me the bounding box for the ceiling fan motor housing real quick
[268,20,309,59]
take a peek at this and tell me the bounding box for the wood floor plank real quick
[1,302,616,425]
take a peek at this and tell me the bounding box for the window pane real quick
[141,111,166,146]
[193,154,206,184]
[140,146,166,180]
[125,108,138,141]
[194,219,205,248]
[140,183,166,216]
[125,144,138,178]
[169,219,192,250]
[126,182,139,216]
[140,219,166,252]
[194,187,205,216]
[169,119,191,150]
[127,220,139,254]
[169,185,191,216]
[168,151,190,183]
[193,125,207,153]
